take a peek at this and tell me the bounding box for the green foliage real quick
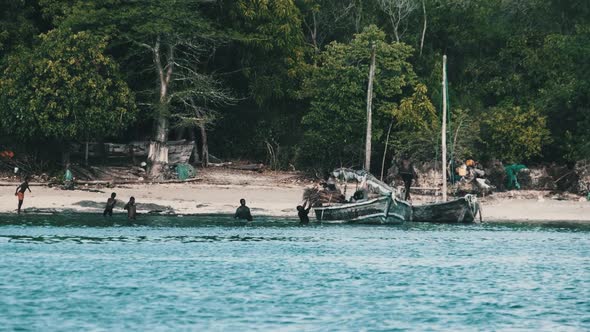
[0,29,136,142]
[299,25,417,169]
[0,0,40,57]
[533,26,590,162]
[388,84,439,161]
[448,108,480,162]
[63,0,216,40]
[480,105,550,163]
[61,0,232,139]
[37,0,77,26]
[2,0,590,170]
[222,0,306,105]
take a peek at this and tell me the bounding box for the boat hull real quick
[313,196,412,224]
[412,196,479,223]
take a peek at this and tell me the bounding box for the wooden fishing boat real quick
[314,195,412,224]
[312,168,412,224]
[412,195,480,223]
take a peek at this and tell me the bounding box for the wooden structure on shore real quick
[70,140,194,165]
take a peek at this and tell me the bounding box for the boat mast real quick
[441,55,448,201]
[365,42,377,171]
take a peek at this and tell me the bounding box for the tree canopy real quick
[0,29,136,143]
[300,25,417,168]
[1,0,589,172]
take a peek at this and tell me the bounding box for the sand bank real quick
[1,168,589,223]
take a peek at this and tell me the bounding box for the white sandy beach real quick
[1,168,589,223]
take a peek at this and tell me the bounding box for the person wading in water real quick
[124,197,136,220]
[399,157,418,201]
[15,176,31,214]
[234,198,253,221]
[103,192,117,217]
[297,200,313,225]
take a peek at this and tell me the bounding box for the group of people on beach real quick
[14,177,312,224]
[13,177,137,219]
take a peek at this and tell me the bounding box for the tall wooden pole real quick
[380,117,394,181]
[365,43,377,171]
[441,55,448,201]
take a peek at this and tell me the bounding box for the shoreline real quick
[2,210,590,226]
[1,168,589,224]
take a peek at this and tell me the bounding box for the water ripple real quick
[0,215,589,331]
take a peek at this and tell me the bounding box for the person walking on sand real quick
[234,198,253,221]
[297,200,313,225]
[398,157,418,201]
[124,196,136,220]
[15,176,31,214]
[103,192,117,217]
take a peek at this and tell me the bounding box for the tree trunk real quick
[355,0,363,33]
[174,127,185,141]
[200,122,209,167]
[188,128,200,164]
[61,147,70,167]
[311,11,319,59]
[420,0,427,56]
[364,43,377,171]
[84,141,89,166]
[149,116,169,178]
[148,36,174,179]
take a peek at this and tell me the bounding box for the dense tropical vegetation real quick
[1,0,589,175]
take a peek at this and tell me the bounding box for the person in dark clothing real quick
[399,158,418,201]
[103,192,117,217]
[124,196,136,220]
[297,200,313,224]
[15,177,31,214]
[350,189,367,202]
[234,198,253,221]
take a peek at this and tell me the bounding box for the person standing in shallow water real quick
[103,192,117,217]
[14,176,31,214]
[124,196,136,220]
[297,200,313,225]
[234,198,253,221]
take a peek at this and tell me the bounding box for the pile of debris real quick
[303,186,346,206]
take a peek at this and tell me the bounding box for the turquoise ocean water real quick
[1,214,589,331]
